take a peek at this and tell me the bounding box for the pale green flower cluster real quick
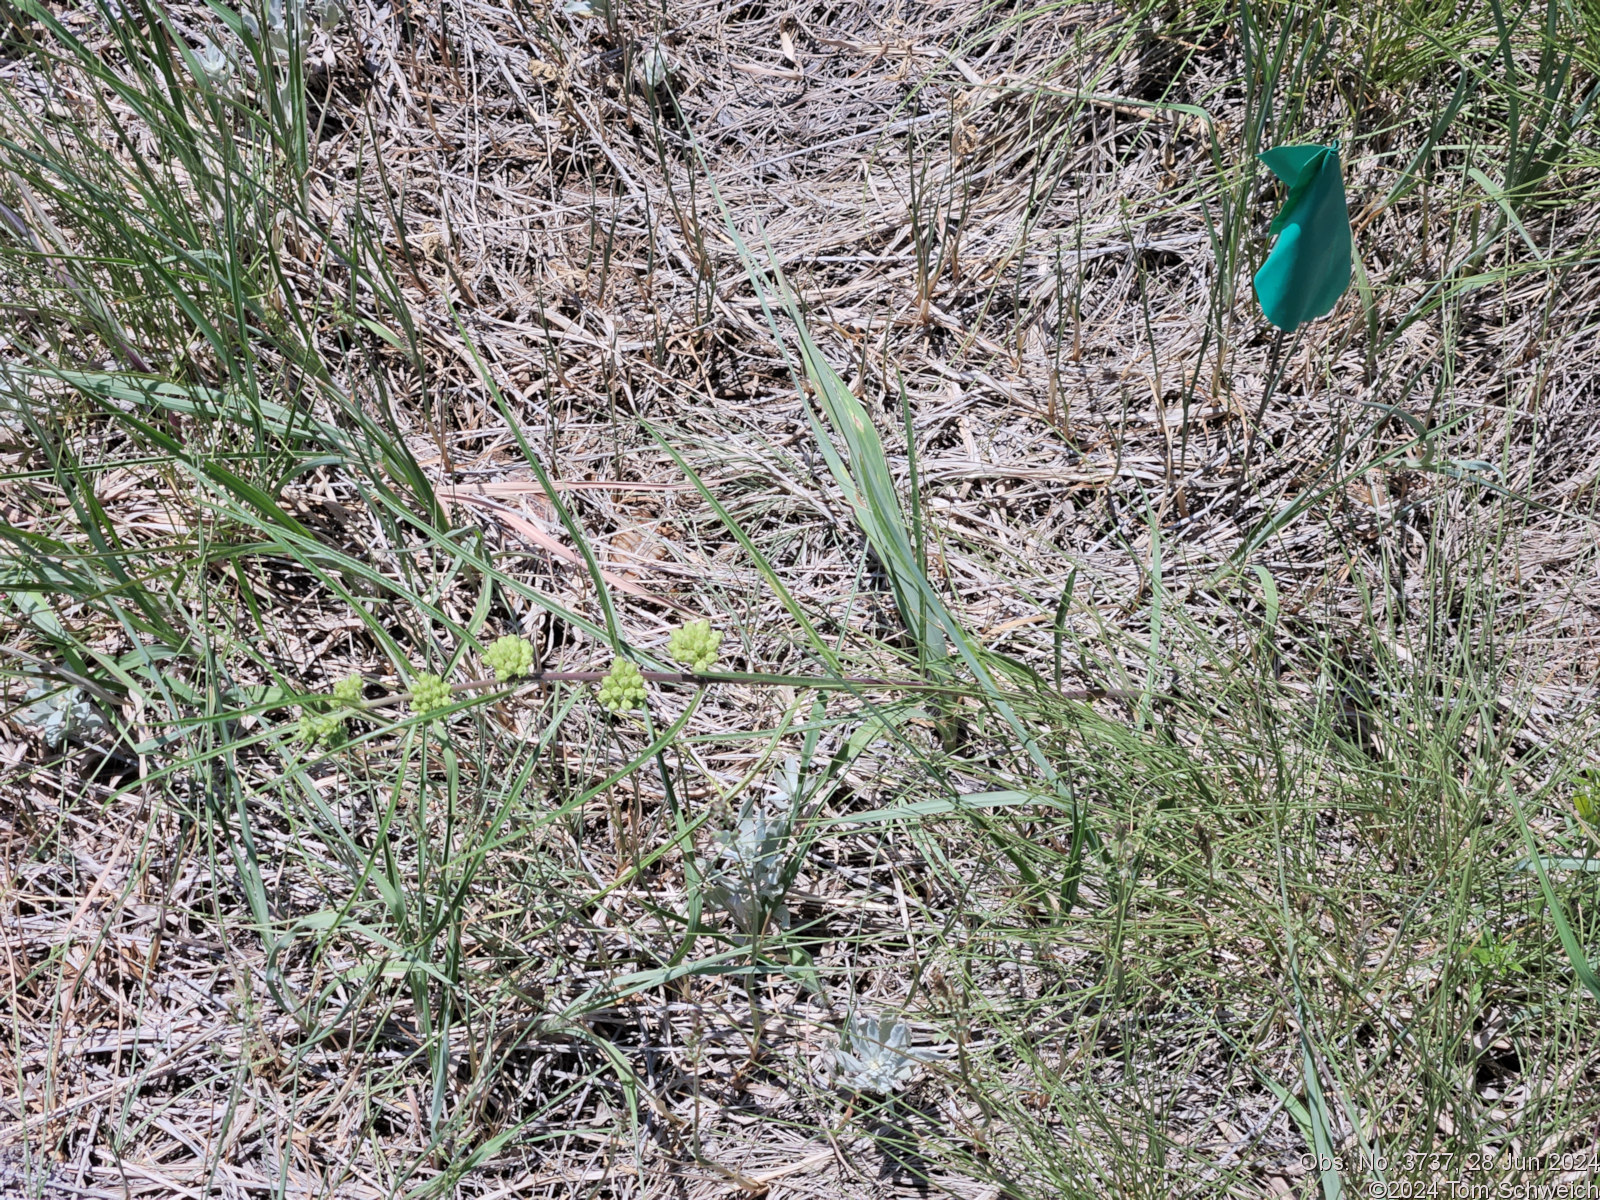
[597,658,647,712]
[483,635,535,682]
[296,674,365,747]
[297,708,346,747]
[330,674,364,706]
[668,619,722,673]
[409,673,454,718]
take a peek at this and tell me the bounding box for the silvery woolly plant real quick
[240,0,345,63]
[635,42,671,90]
[241,0,292,57]
[14,679,108,750]
[832,1013,929,1095]
[703,755,813,936]
[190,33,242,98]
[768,754,803,811]
[703,800,790,937]
[310,0,346,32]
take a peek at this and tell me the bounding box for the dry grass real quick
[2,0,1600,1195]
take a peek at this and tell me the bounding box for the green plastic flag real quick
[1253,143,1352,331]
